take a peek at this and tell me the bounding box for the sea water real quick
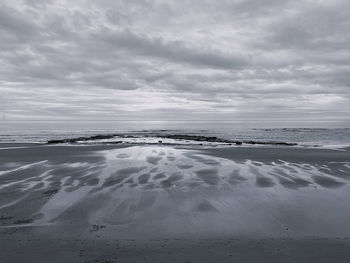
[0,120,349,147]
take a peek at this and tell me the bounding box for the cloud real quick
[0,4,39,37]
[0,0,349,121]
[98,30,250,69]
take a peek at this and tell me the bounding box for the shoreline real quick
[1,143,350,262]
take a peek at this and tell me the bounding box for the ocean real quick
[1,120,350,147]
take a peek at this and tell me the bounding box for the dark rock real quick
[101,141,122,144]
[0,216,13,220]
[14,218,33,224]
[164,134,219,142]
[47,134,118,144]
[46,133,297,146]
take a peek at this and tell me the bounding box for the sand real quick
[1,143,350,262]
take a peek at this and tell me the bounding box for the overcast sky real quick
[0,0,349,120]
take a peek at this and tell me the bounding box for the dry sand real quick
[1,143,350,262]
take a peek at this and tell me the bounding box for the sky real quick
[0,0,349,121]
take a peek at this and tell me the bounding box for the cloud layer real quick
[1,0,349,120]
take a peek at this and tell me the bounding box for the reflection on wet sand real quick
[0,145,350,238]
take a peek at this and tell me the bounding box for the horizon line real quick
[1,119,350,122]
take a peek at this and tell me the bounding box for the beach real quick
[1,142,350,262]
[2,0,350,260]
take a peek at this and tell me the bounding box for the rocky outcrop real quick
[47,133,297,146]
[163,134,296,146]
[47,134,120,144]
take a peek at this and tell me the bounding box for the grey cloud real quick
[0,5,40,38]
[229,0,292,16]
[260,2,350,52]
[98,30,250,69]
[0,0,349,120]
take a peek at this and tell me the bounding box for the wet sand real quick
[1,144,350,262]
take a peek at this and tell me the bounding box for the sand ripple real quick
[0,145,349,237]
